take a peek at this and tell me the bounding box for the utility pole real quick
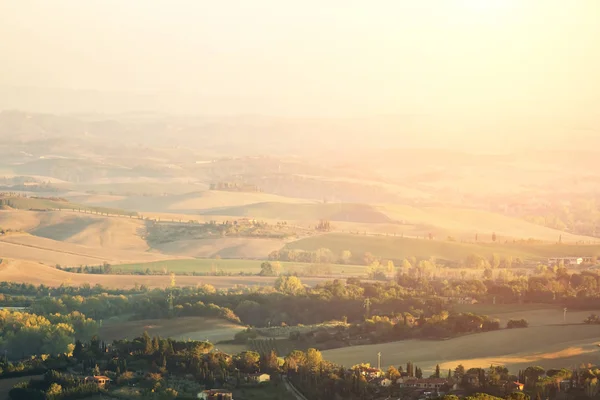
[377,352,381,371]
[364,298,371,319]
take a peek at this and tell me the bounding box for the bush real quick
[506,319,528,329]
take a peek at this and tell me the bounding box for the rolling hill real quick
[0,196,136,216]
[378,204,595,242]
[69,190,313,213]
[152,237,285,259]
[0,233,173,266]
[0,210,149,252]
[201,202,393,223]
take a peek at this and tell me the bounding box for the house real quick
[198,389,233,400]
[397,378,448,390]
[84,376,111,388]
[247,373,270,383]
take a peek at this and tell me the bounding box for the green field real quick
[111,258,367,277]
[1,196,137,216]
[286,233,600,262]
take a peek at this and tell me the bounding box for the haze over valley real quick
[2,2,600,400]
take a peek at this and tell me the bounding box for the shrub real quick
[506,319,528,329]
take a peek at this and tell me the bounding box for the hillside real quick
[379,205,595,242]
[286,233,600,262]
[71,190,313,213]
[0,210,149,252]
[322,324,600,373]
[0,233,172,265]
[0,259,331,289]
[201,202,393,223]
[152,237,285,259]
[0,196,136,216]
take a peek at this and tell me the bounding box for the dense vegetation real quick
[9,332,600,400]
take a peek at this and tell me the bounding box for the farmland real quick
[286,233,600,262]
[110,258,367,277]
[322,323,600,374]
[98,316,245,343]
[0,232,173,265]
[0,258,333,289]
[0,195,137,216]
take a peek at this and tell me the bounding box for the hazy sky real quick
[1,0,599,119]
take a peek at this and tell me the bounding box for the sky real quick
[1,0,599,124]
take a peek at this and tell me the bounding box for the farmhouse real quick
[84,375,110,388]
[198,389,233,400]
[246,373,271,383]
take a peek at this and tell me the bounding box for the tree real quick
[275,275,305,296]
[47,383,62,397]
[524,366,545,385]
[238,351,260,373]
[363,252,377,266]
[415,366,423,379]
[435,364,441,378]
[483,268,493,280]
[306,348,323,373]
[340,250,352,264]
[454,364,466,380]
[260,350,279,373]
[386,260,395,277]
[388,366,401,381]
[143,331,153,355]
[492,232,497,242]
[259,262,280,276]
[491,253,500,269]
[285,350,306,372]
[73,340,84,359]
